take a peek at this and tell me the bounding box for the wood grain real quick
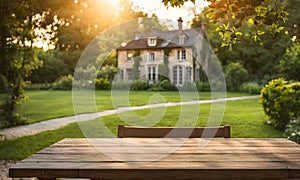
[9,138,300,179]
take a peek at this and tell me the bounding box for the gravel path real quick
[0,95,259,140]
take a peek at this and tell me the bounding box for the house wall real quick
[117,48,195,85]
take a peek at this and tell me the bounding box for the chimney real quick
[177,17,183,32]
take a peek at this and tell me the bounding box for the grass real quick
[18,90,249,123]
[0,98,283,160]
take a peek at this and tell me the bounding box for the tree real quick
[277,43,300,81]
[163,0,288,47]
[224,62,248,91]
[28,50,70,83]
[0,1,45,127]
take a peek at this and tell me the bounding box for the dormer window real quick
[148,38,157,46]
[127,52,133,61]
[179,36,185,44]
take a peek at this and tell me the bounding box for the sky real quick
[130,0,210,26]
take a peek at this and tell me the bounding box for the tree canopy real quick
[163,0,288,47]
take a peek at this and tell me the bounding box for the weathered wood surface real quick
[117,125,231,138]
[9,138,300,179]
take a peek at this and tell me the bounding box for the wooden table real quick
[9,138,300,179]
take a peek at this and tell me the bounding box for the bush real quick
[25,83,52,90]
[180,82,197,91]
[284,117,300,144]
[225,62,248,91]
[111,81,131,90]
[95,78,111,90]
[196,81,210,91]
[152,80,177,91]
[130,80,150,90]
[260,78,300,130]
[239,82,262,94]
[52,75,73,90]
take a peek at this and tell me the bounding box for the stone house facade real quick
[117,18,206,86]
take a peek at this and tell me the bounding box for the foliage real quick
[130,80,150,90]
[152,80,177,91]
[111,81,131,90]
[239,82,262,94]
[163,0,288,47]
[159,49,170,81]
[95,78,111,90]
[29,50,70,83]
[196,81,210,92]
[284,117,300,144]
[25,83,53,90]
[97,65,119,82]
[52,75,73,90]
[132,51,141,80]
[277,43,300,81]
[260,78,300,130]
[179,82,197,91]
[225,62,249,91]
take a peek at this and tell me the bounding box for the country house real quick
[117,18,207,86]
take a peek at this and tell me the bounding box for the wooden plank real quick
[37,146,300,154]
[117,125,230,138]
[10,161,289,170]
[79,169,288,179]
[23,153,300,163]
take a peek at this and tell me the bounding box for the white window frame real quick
[173,65,183,86]
[148,52,155,61]
[147,66,157,83]
[148,38,156,46]
[177,50,186,61]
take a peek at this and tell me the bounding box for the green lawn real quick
[0,98,283,160]
[19,90,249,123]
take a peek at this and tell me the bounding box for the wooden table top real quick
[9,138,300,179]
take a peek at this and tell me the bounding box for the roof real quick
[117,28,203,51]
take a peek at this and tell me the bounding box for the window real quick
[177,50,186,60]
[186,67,192,82]
[127,52,133,61]
[179,36,185,44]
[126,69,132,81]
[148,38,156,46]
[148,52,155,61]
[148,66,156,83]
[173,66,183,86]
[120,69,124,80]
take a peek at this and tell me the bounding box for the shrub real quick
[196,81,210,91]
[131,80,150,90]
[52,75,73,90]
[111,81,131,90]
[95,78,111,90]
[284,117,300,144]
[239,82,262,94]
[260,78,300,130]
[152,80,177,91]
[180,82,197,91]
[25,83,52,90]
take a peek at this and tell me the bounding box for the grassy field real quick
[0,98,283,160]
[19,90,249,123]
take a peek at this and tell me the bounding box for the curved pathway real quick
[0,95,259,140]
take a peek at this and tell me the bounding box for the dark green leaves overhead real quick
[162,0,288,47]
